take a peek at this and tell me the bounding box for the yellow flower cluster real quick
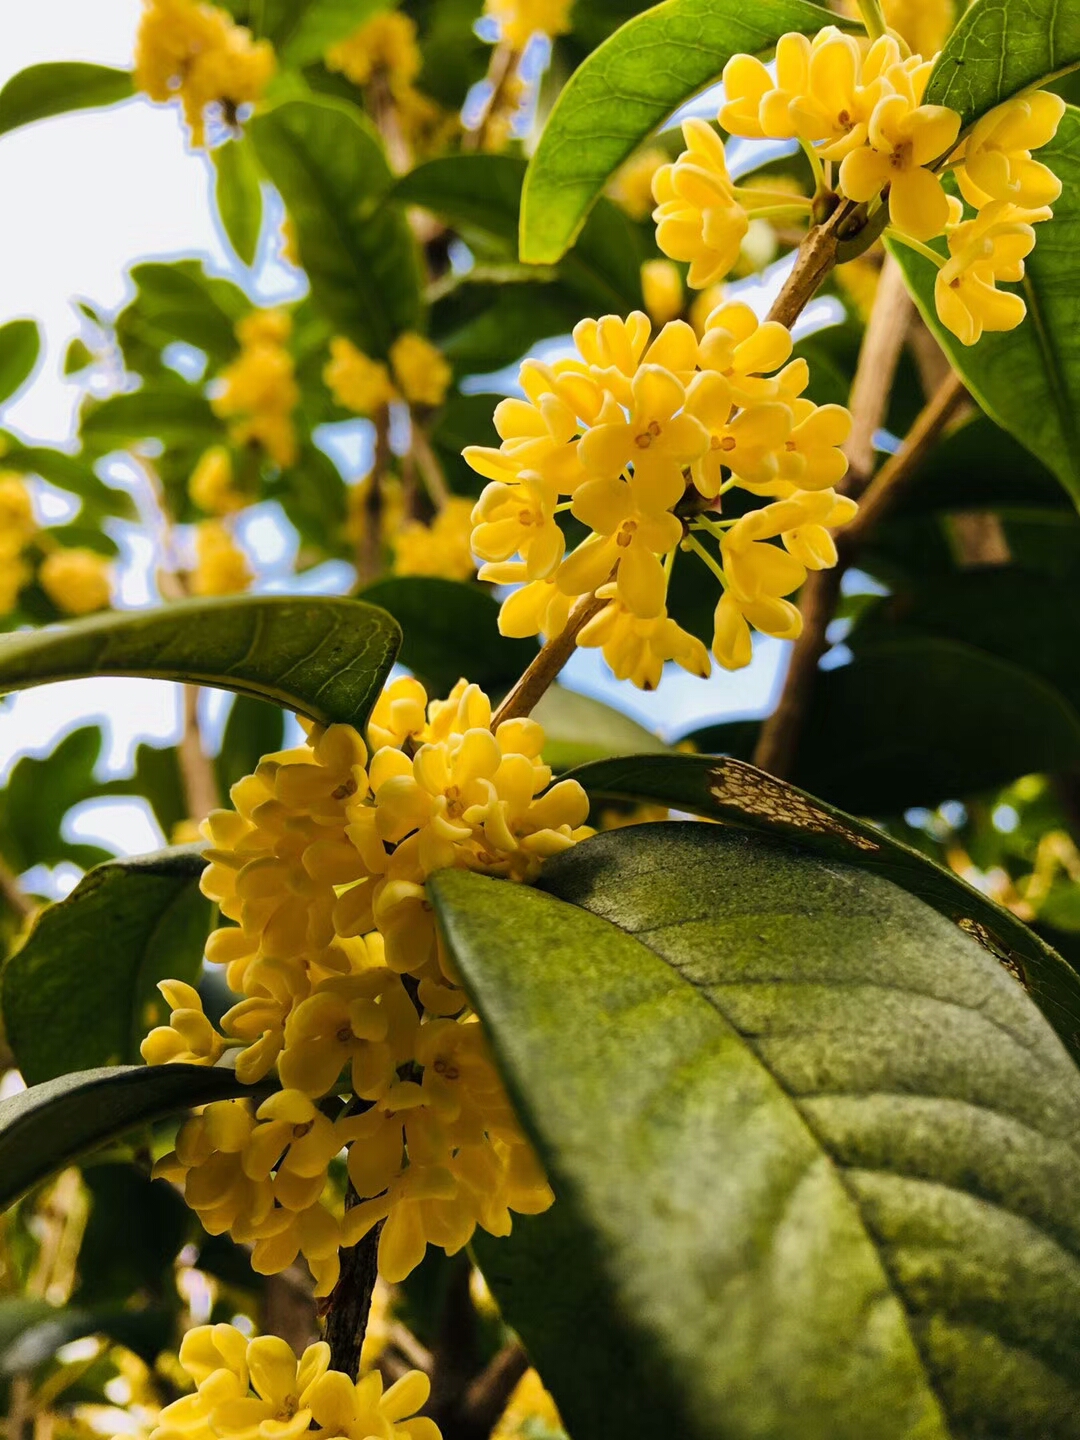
[189,446,244,516]
[325,335,452,415]
[0,474,35,613]
[393,498,476,581]
[145,678,589,1286]
[326,11,422,96]
[465,305,855,684]
[40,547,113,616]
[191,520,252,596]
[152,1324,440,1440]
[134,0,275,148]
[658,27,1065,345]
[483,0,574,50]
[213,311,299,468]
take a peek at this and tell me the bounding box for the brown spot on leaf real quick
[708,760,880,851]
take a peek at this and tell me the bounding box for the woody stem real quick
[491,589,609,728]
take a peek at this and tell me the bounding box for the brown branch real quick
[457,1343,529,1439]
[179,684,221,824]
[842,253,912,481]
[491,589,607,727]
[466,43,522,153]
[751,370,968,779]
[411,425,452,510]
[357,405,392,587]
[0,857,31,921]
[324,1225,381,1381]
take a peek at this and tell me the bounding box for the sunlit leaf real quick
[0,64,133,138]
[0,320,40,405]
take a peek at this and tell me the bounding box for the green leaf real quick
[395,154,646,311]
[0,1301,175,1372]
[263,0,386,65]
[0,1066,256,1212]
[0,64,133,138]
[0,727,112,873]
[74,1164,189,1308]
[0,595,401,729]
[926,0,1080,131]
[80,384,223,453]
[432,277,584,376]
[889,107,1080,507]
[249,97,422,357]
[357,577,534,697]
[215,695,286,795]
[212,140,264,268]
[432,824,1080,1438]
[520,0,847,264]
[115,260,248,371]
[0,320,40,405]
[3,848,212,1086]
[563,752,1080,1064]
[531,686,667,769]
[63,337,94,376]
[0,434,136,521]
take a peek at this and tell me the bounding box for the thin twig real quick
[466,43,522,153]
[180,685,221,823]
[491,589,607,727]
[411,424,452,510]
[751,371,967,779]
[324,1224,381,1381]
[842,253,913,482]
[358,405,392,587]
[458,1343,530,1439]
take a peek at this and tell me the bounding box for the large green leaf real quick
[432,825,1080,1438]
[563,752,1080,1062]
[0,1065,254,1212]
[0,727,113,874]
[74,1163,189,1309]
[0,596,400,729]
[115,261,248,369]
[212,140,264,268]
[395,154,646,311]
[531,686,667,769]
[358,576,534,696]
[80,384,223,454]
[890,108,1080,506]
[262,0,386,64]
[0,320,40,405]
[0,1300,176,1372]
[432,275,584,376]
[3,848,211,1086]
[249,97,422,357]
[520,0,847,264]
[0,64,133,138]
[926,0,1080,130]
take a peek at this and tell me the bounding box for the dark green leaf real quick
[74,1164,189,1308]
[115,260,248,370]
[432,277,583,376]
[926,0,1080,131]
[0,1066,256,1212]
[396,154,645,311]
[0,320,40,405]
[0,727,112,873]
[520,0,850,263]
[0,595,400,729]
[0,435,136,521]
[357,576,533,696]
[0,64,133,137]
[889,107,1080,507]
[433,824,1080,1438]
[249,97,422,357]
[215,695,286,795]
[102,741,188,840]
[0,1302,175,1373]
[563,751,1080,1062]
[428,392,498,497]
[3,848,211,1085]
[263,0,386,64]
[212,140,264,268]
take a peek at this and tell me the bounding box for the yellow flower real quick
[607,146,670,220]
[393,498,477,581]
[712,587,802,669]
[839,92,961,240]
[774,399,853,493]
[195,1334,328,1438]
[189,446,243,515]
[483,0,574,49]
[213,310,298,467]
[324,337,397,414]
[325,10,422,93]
[492,1368,564,1440]
[134,0,275,148]
[390,332,452,408]
[39,548,112,615]
[480,565,573,640]
[561,472,684,619]
[191,521,252,597]
[696,300,804,406]
[471,477,563,579]
[368,675,429,752]
[956,91,1066,210]
[465,359,600,491]
[720,32,813,140]
[577,585,710,690]
[278,971,418,1099]
[651,119,748,289]
[880,0,954,57]
[0,473,36,557]
[934,200,1040,345]
[306,1366,441,1440]
[640,259,684,325]
[140,980,226,1066]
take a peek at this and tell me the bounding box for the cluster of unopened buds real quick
[144,678,590,1290]
[151,1323,440,1440]
[467,304,855,686]
[655,24,1064,346]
